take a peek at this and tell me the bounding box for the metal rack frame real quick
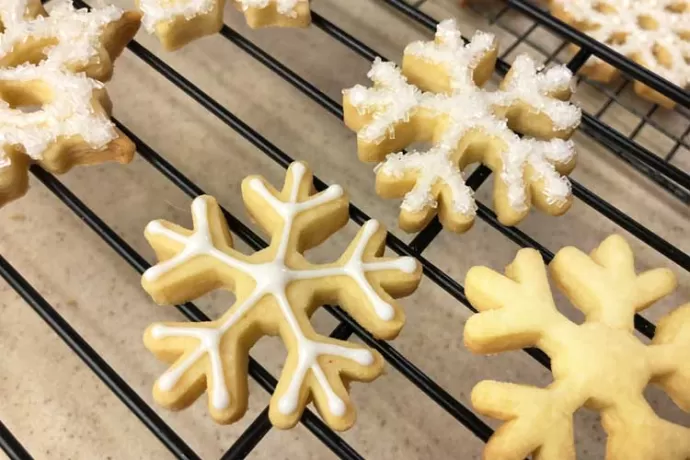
[0,0,688,458]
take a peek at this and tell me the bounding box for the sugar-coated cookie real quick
[550,0,690,108]
[343,19,581,234]
[464,235,690,460]
[139,0,310,51]
[0,0,140,207]
[140,161,422,431]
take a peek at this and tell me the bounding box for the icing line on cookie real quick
[144,163,417,417]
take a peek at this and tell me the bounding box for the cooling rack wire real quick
[0,0,688,458]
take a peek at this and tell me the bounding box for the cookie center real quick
[253,260,293,293]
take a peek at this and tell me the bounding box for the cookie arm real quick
[472,381,578,460]
[269,309,384,432]
[0,148,30,206]
[330,219,421,340]
[143,300,258,424]
[141,196,243,305]
[343,59,429,163]
[550,235,677,331]
[650,303,690,412]
[464,248,569,353]
[602,397,690,460]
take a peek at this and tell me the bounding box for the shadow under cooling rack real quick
[1,0,689,459]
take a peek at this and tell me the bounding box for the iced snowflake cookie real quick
[0,0,140,207]
[343,20,581,234]
[550,0,690,108]
[139,0,310,51]
[141,162,421,430]
[464,235,690,460]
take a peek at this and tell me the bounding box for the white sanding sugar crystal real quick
[0,0,122,166]
[377,147,477,215]
[554,0,690,87]
[344,19,580,215]
[140,0,306,31]
[406,25,495,90]
[0,0,122,65]
[347,57,425,143]
[492,54,581,131]
[237,0,304,16]
[0,0,28,26]
[140,0,215,31]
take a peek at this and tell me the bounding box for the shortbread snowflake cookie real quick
[343,19,581,234]
[0,0,140,207]
[138,0,310,51]
[141,161,421,430]
[464,235,690,460]
[550,0,690,108]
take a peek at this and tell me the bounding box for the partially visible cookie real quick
[0,0,140,207]
[139,0,310,51]
[550,0,690,108]
[464,235,690,460]
[141,161,421,430]
[343,19,580,234]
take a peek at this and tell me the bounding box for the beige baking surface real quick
[0,0,688,458]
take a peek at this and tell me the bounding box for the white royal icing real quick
[144,162,417,417]
[344,19,580,214]
[554,0,690,88]
[0,0,122,168]
[140,0,306,32]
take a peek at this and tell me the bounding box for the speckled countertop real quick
[0,0,688,459]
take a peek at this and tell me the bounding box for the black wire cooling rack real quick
[1,0,689,458]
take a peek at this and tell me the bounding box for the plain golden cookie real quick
[464,235,690,460]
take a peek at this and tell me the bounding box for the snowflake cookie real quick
[464,235,690,460]
[0,0,140,207]
[140,161,422,430]
[138,0,310,51]
[343,19,581,234]
[550,0,690,108]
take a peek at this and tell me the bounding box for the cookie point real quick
[212,387,230,410]
[145,220,165,235]
[399,257,419,274]
[278,395,297,415]
[191,195,209,214]
[248,178,264,191]
[364,219,380,233]
[438,18,457,28]
[328,396,347,417]
[355,350,375,366]
[327,184,344,198]
[157,371,177,391]
[143,266,160,282]
[374,300,395,321]
[150,324,167,338]
[290,161,307,175]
